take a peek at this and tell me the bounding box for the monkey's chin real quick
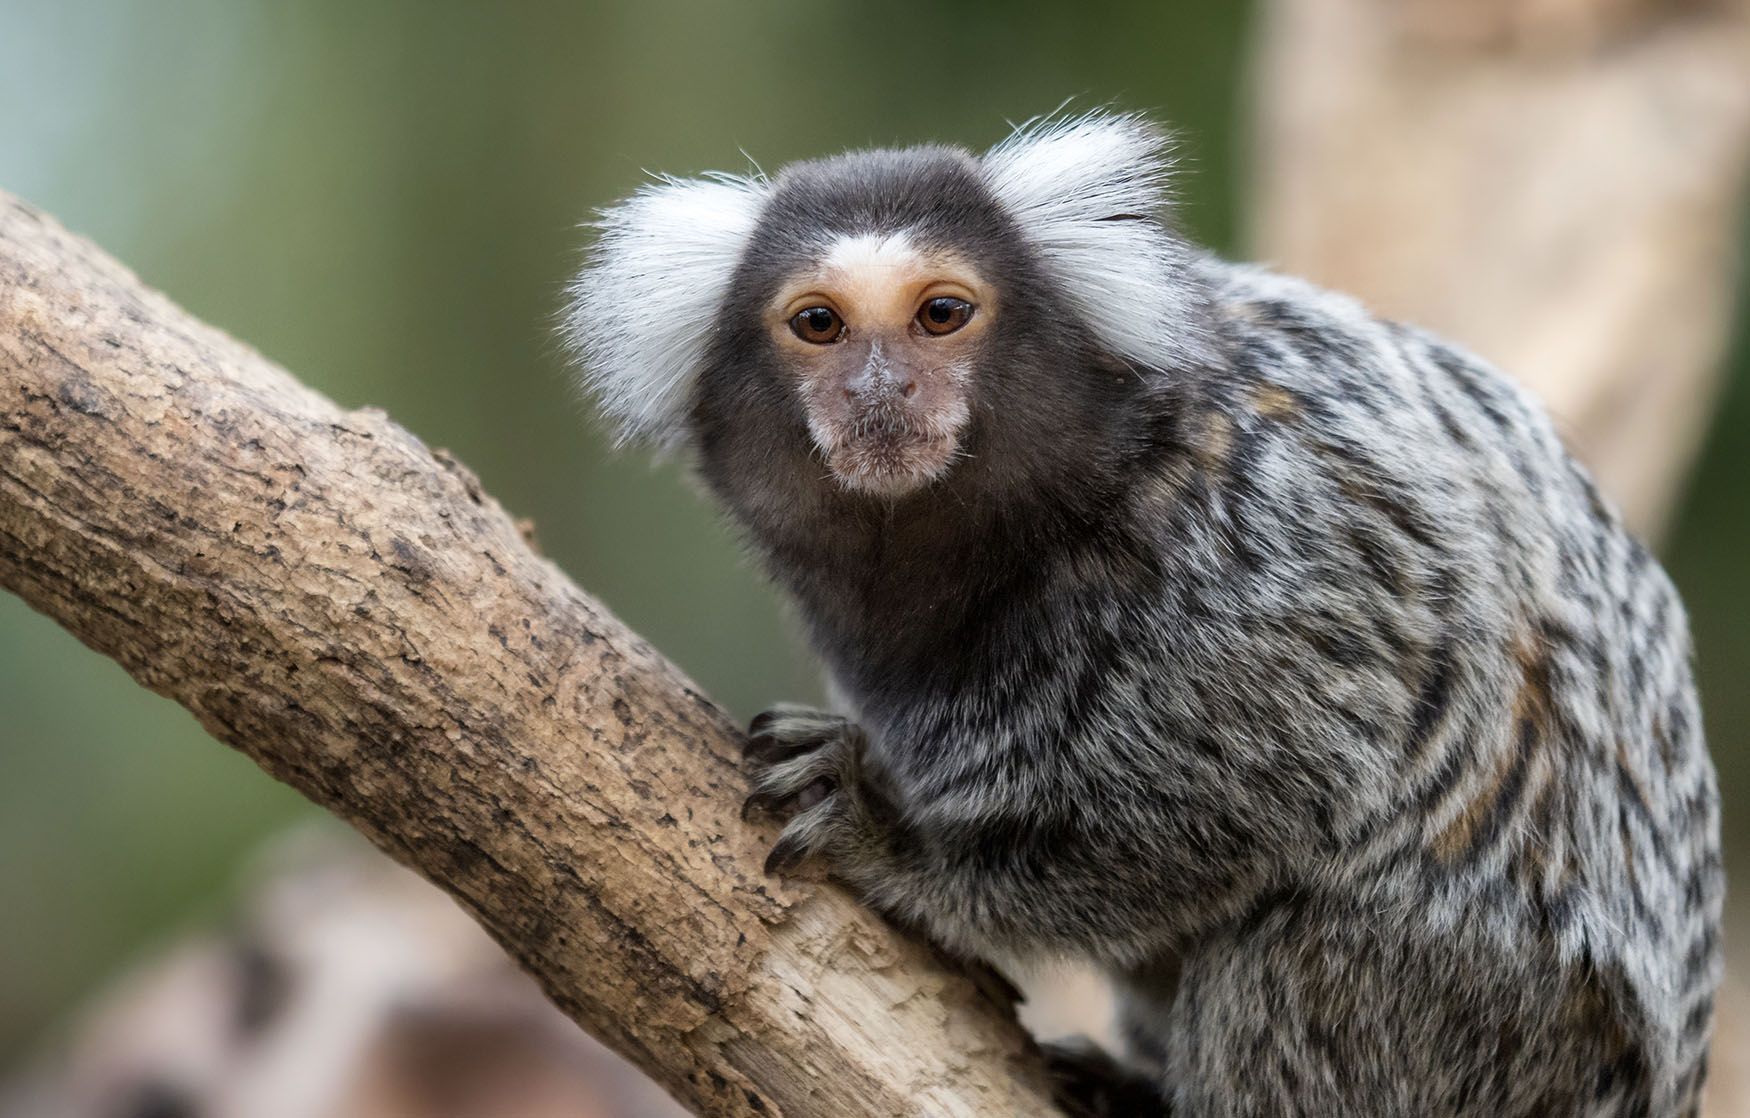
[825,436,957,499]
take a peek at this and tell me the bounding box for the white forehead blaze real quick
[821,232,923,277]
[780,232,946,324]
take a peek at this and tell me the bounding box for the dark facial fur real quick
[566,114,1723,1117]
[694,148,1144,523]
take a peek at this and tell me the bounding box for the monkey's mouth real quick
[809,406,965,499]
[824,429,959,497]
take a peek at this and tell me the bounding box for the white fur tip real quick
[562,172,769,446]
[982,112,1206,370]
[984,111,1174,210]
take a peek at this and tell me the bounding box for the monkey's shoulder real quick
[1196,261,1547,461]
[1163,261,1611,555]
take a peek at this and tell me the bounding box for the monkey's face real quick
[768,232,991,499]
[568,115,1209,520]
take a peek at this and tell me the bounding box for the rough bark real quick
[0,191,1056,1118]
[1249,0,1750,541]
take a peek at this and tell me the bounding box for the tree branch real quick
[0,191,1055,1118]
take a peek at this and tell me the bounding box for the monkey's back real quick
[1178,262,1724,1113]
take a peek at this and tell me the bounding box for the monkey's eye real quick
[917,297,973,336]
[789,306,844,344]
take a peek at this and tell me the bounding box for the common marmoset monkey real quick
[564,114,1722,1116]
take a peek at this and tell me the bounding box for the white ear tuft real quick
[982,112,1207,369]
[563,172,769,447]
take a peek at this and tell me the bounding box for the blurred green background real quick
[0,0,1741,1075]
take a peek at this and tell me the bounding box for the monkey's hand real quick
[742,705,887,878]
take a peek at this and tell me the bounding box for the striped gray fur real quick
[566,115,1722,1116]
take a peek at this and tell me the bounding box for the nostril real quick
[902,380,917,398]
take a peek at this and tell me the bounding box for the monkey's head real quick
[565,113,1208,508]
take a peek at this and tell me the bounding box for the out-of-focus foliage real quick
[0,0,1742,1076]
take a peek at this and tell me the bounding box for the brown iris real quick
[918,297,973,336]
[790,306,844,344]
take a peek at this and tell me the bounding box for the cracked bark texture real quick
[0,191,1056,1118]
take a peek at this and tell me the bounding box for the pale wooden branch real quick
[0,191,1055,1118]
[1249,0,1750,541]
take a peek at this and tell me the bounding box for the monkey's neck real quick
[765,430,1152,720]
[717,350,1200,717]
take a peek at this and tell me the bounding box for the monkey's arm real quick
[742,682,1371,964]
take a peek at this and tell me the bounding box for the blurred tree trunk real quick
[1249,0,1750,543]
[0,192,1055,1118]
[1246,2,1750,1111]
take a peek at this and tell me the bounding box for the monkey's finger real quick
[747,705,847,744]
[743,730,820,764]
[751,743,843,797]
[741,772,837,821]
[743,724,847,763]
[741,789,790,821]
[761,794,845,875]
[748,702,829,736]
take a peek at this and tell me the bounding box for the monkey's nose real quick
[845,360,916,402]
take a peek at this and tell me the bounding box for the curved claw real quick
[741,789,786,821]
[742,729,770,758]
[764,830,810,876]
[743,730,802,764]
